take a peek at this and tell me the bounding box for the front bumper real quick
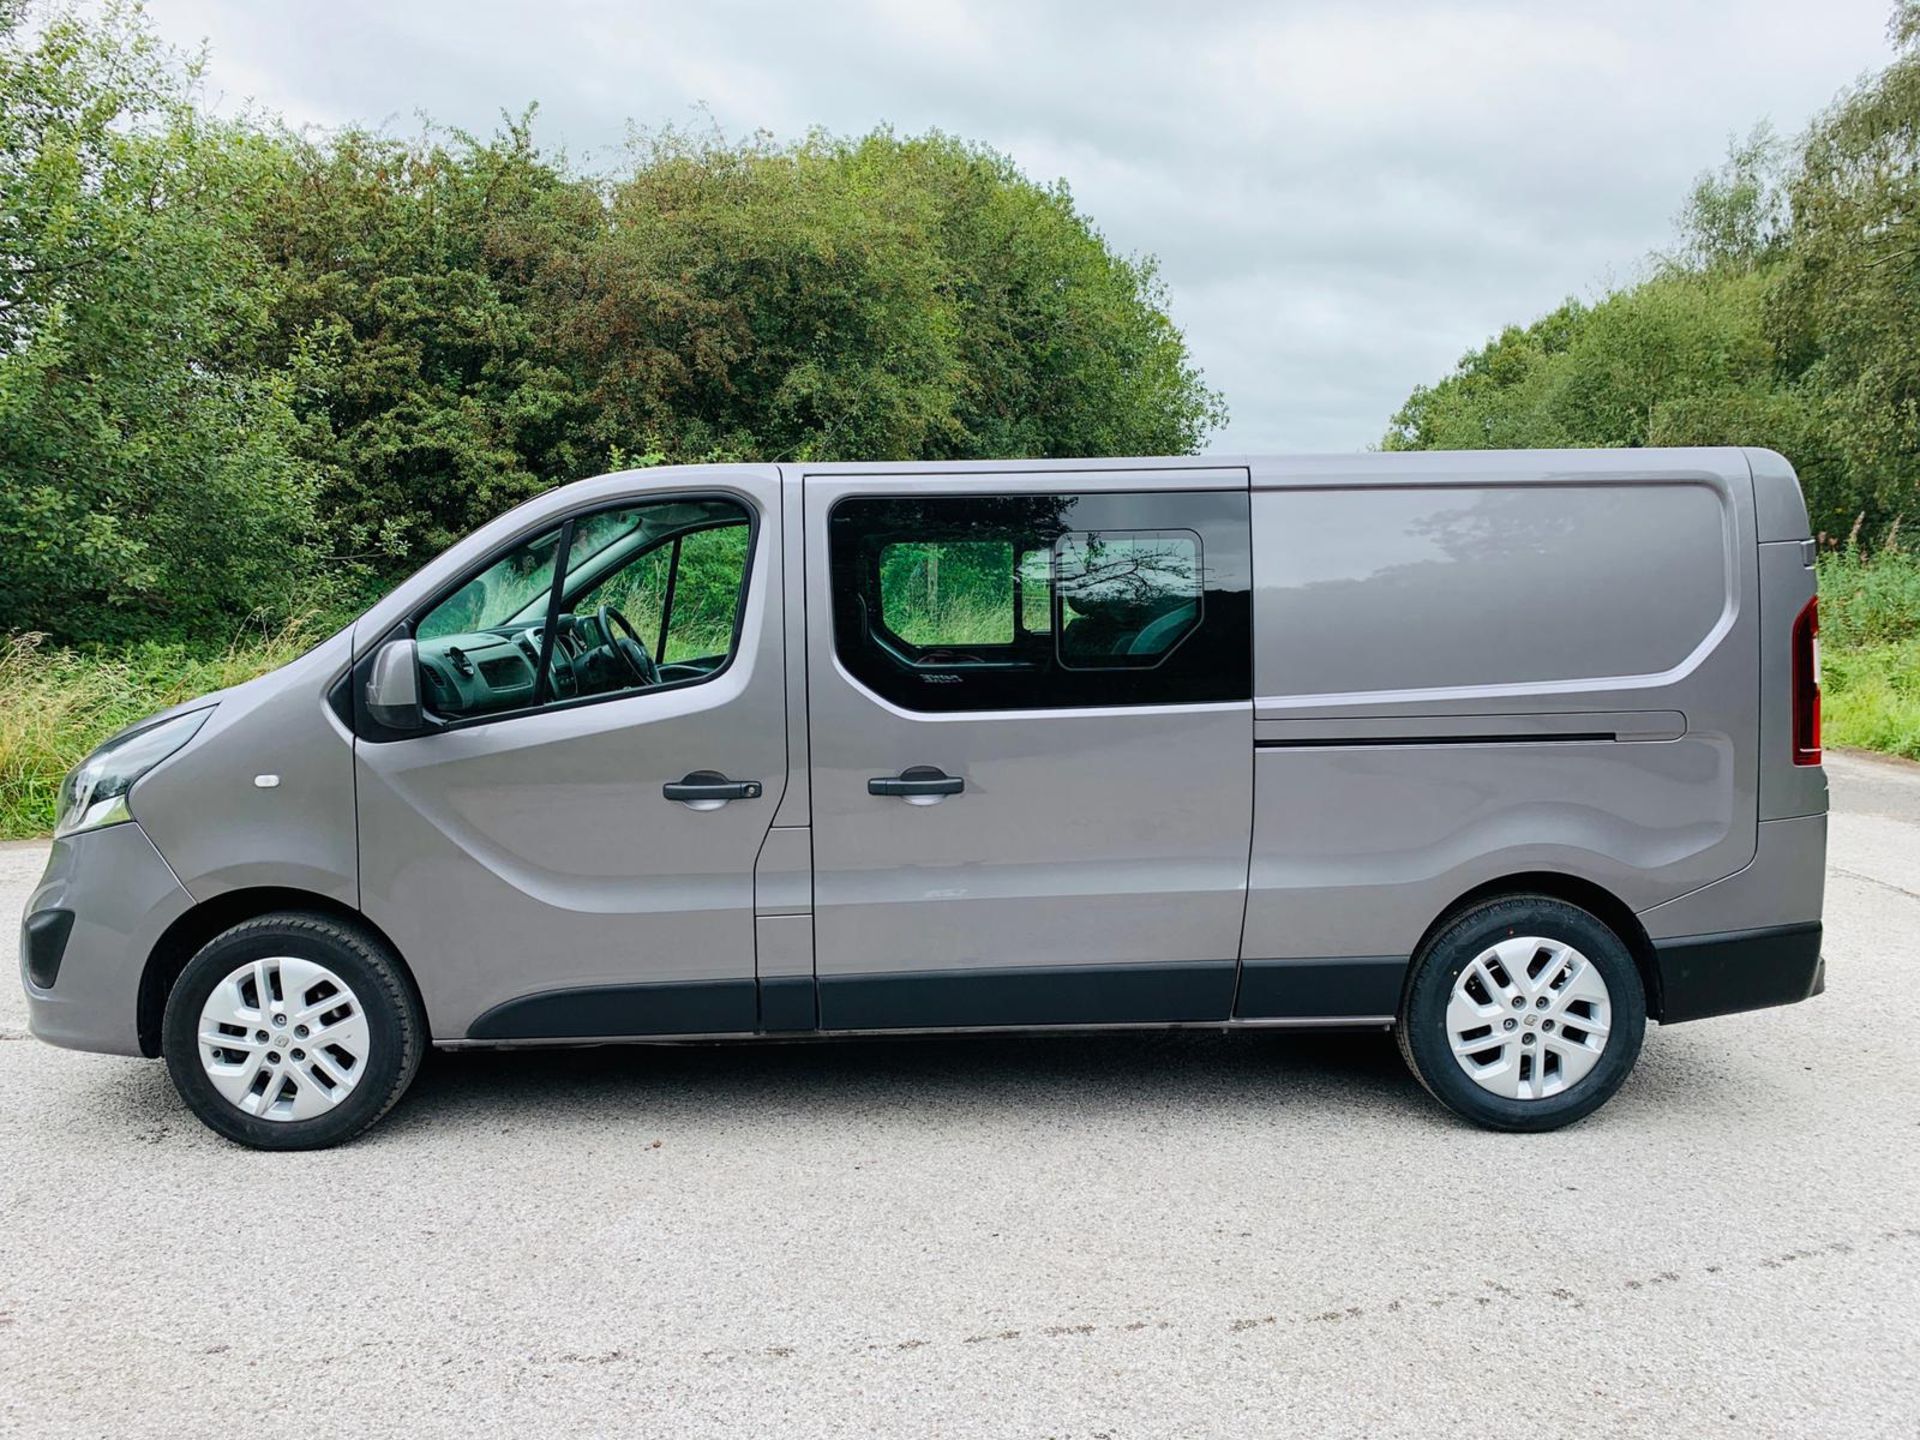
[1649,921,1825,1025]
[19,823,195,1056]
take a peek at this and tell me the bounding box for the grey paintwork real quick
[1240,448,1769,966]
[802,464,1255,994]
[1746,446,1815,543]
[19,823,193,1055]
[21,448,1826,1057]
[132,631,361,909]
[1638,813,1827,939]
[353,469,789,1039]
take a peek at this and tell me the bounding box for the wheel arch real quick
[1409,871,1662,1021]
[137,889,425,1058]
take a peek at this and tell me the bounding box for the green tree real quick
[244,117,603,571]
[0,1,323,643]
[1770,1,1920,536]
[1670,123,1790,274]
[240,121,1224,588]
[1387,3,1920,546]
[2,3,1224,644]
[551,126,1224,468]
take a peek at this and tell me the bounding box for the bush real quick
[1816,547,1920,648]
[1815,548,1920,760]
[3,7,1223,650]
[0,3,331,646]
[1825,640,1920,760]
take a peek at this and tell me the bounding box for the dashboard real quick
[416,613,717,721]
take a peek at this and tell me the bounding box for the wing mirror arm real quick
[365,638,427,733]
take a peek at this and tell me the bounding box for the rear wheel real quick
[162,912,425,1150]
[1397,895,1646,1132]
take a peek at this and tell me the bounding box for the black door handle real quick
[868,766,964,797]
[663,770,763,802]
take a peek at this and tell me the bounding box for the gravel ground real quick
[1,752,1916,1438]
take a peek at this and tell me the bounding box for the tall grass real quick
[1824,640,1920,761]
[1818,549,1920,761]
[0,623,320,840]
[1816,548,1920,648]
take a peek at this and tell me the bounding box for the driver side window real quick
[414,496,753,724]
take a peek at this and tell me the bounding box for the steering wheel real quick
[596,604,659,687]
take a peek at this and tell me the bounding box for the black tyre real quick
[162,912,425,1150]
[1397,894,1646,1133]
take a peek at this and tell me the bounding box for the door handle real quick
[868,766,964,798]
[663,770,763,804]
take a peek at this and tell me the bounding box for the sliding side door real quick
[802,467,1254,1030]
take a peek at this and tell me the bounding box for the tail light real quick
[1791,595,1821,766]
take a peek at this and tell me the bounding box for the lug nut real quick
[255,1029,269,1043]
[1535,997,1549,1009]
[1543,1019,1556,1032]
[1522,1034,1536,1046]
[294,1025,309,1039]
[1512,997,1525,1009]
[272,1014,287,1027]
[266,1051,281,1064]
[1503,1018,1517,1030]
[291,1048,305,1061]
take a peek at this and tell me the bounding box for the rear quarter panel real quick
[1242,449,1761,963]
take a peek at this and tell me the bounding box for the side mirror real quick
[365,638,425,732]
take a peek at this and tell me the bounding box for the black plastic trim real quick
[1255,734,1614,750]
[1650,921,1824,1025]
[818,961,1236,1031]
[663,772,763,802]
[467,979,757,1040]
[23,909,74,990]
[1234,956,1407,1019]
[867,767,964,797]
[530,515,576,706]
[759,976,817,1032]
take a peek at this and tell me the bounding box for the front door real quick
[355,472,788,1041]
[803,467,1255,1030]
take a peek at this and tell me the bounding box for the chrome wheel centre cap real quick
[196,957,370,1122]
[1445,937,1612,1101]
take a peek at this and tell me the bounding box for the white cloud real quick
[143,0,1897,451]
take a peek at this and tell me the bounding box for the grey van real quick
[20,449,1828,1148]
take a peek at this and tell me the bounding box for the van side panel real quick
[1253,483,1731,699]
[1239,450,1761,1010]
[1638,812,1826,939]
[1745,446,1814,543]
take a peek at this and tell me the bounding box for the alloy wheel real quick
[196,956,370,1121]
[1445,936,1612,1101]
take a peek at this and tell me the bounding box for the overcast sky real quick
[143,0,1895,454]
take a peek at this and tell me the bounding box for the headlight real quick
[54,710,212,839]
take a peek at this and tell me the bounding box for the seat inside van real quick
[1060,593,1197,660]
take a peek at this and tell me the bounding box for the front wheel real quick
[162,912,425,1150]
[1397,895,1647,1132]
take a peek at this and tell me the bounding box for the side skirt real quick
[442,1014,1395,1050]
[817,961,1237,1031]
[459,959,1408,1044]
[1235,956,1409,1020]
[466,979,756,1042]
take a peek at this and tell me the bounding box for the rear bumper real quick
[1649,921,1824,1025]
